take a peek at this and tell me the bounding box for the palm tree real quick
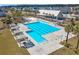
[11,10,22,18]
[34,10,40,16]
[65,24,73,45]
[10,9,23,23]
[1,15,13,28]
[1,15,12,24]
[5,15,12,24]
[73,24,79,49]
[70,18,75,26]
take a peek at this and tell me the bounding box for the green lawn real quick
[0,28,30,55]
[0,21,4,27]
[49,37,79,55]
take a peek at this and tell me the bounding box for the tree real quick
[73,24,79,49]
[10,9,23,23]
[11,10,22,19]
[65,24,73,45]
[75,17,79,21]
[70,18,75,26]
[5,15,12,24]
[33,10,40,16]
[1,15,12,25]
[1,15,13,28]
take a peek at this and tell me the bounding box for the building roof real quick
[22,17,37,21]
[38,10,61,16]
[62,14,75,18]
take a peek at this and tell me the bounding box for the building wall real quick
[38,10,64,20]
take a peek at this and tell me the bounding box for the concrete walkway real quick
[27,39,63,55]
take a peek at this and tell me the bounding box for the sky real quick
[0,4,17,6]
[0,0,78,5]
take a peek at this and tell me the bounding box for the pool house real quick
[37,10,65,22]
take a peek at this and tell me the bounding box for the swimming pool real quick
[24,21,60,43]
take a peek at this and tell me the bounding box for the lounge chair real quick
[11,26,19,30]
[11,28,17,32]
[14,32,23,36]
[22,40,35,48]
[10,23,16,27]
[15,34,24,39]
[17,38,25,42]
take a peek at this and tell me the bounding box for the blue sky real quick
[0,0,78,5]
[0,4,17,6]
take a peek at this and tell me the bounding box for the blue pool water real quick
[25,21,60,43]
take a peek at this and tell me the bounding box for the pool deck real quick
[27,40,63,55]
[16,18,75,55]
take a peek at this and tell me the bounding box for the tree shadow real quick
[64,43,73,48]
[73,49,79,54]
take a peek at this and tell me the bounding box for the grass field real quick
[0,21,29,55]
[49,37,79,55]
[0,20,4,28]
